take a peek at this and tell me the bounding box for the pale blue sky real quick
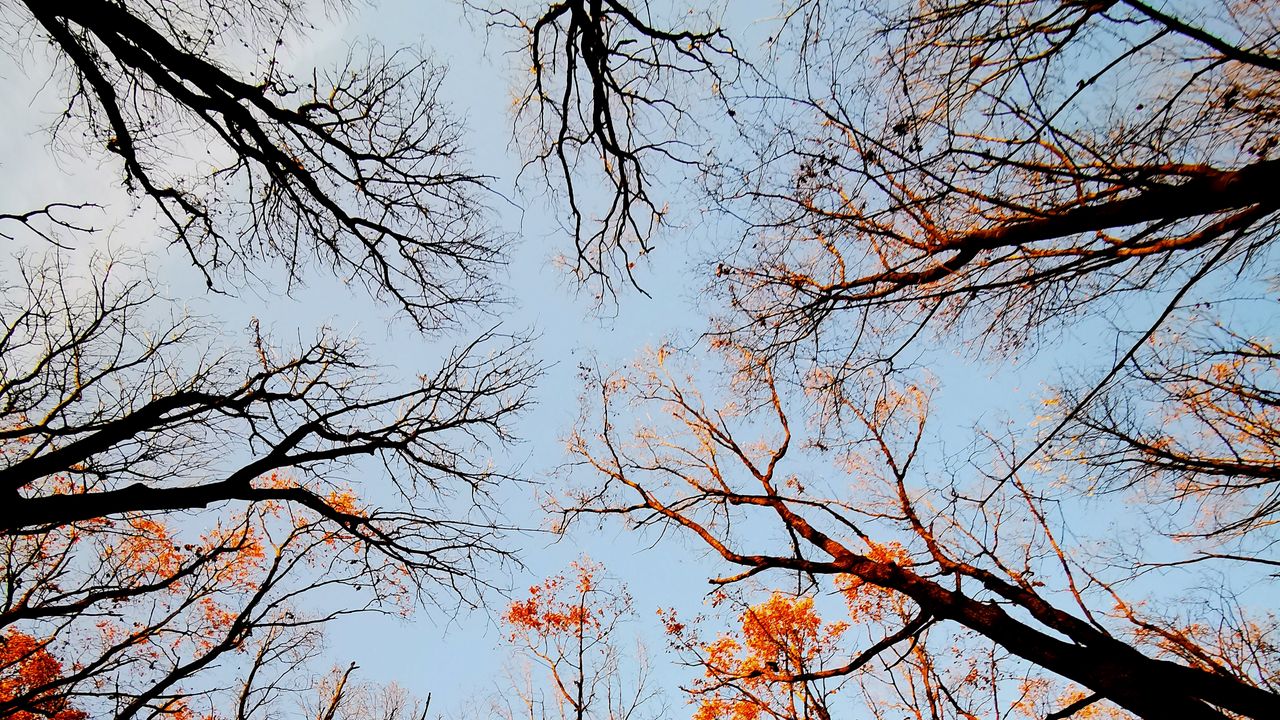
[194,0,722,710]
[4,1,1273,717]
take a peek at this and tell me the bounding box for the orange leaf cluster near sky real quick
[0,631,85,720]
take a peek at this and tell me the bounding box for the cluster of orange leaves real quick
[835,541,912,622]
[675,542,914,720]
[690,594,849,720]
[109,517,183,577]
[0,630,86,720]
[325,487,362,517]
[504,561,599,640]
[5,462,377,715]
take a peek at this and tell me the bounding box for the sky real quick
[219,0,1108,705]
[0,0,723,712]
[313,2,738,707]
[0,0,1115,705]
[4,1,1271,717]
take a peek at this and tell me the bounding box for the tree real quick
[1,628,88,720]
[492,0,1279,349]
[2,0,537,715]
[1067,321,1280,541]
[712,0,1277,364]
[547,2,1280,718]
[17,0,497,328]
[491,559,661,720]
[663,592,849,720]
[568,345,1279,719]
[304,663,433,720]
[0,253,534,718]
[469,0,736,294]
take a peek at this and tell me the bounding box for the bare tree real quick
[14,0,499,328]
[496,1,1279,354]
[699,0,1280,365]
[1065,315,1280,545]
[304,662,433,720]
[1,2,545,714]
[471,0,736,295]
[0,253,534,719]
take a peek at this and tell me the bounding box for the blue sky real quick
[301,1,1068,706]
[5,1,1274,717]
[152,0,725,710]
[313,2,725,707]
[0,1,1117,704]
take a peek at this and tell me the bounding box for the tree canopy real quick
[2,1,1278,719]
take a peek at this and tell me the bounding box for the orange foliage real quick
[111,517,183,577]
[1,469,387,715]
[324,487,363,517]
[735,594,847,673]
[836,541,912,622]
[499,559,644,719]
[687,593,848,720]
[504,560,601,640]
[0,630,86,720]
